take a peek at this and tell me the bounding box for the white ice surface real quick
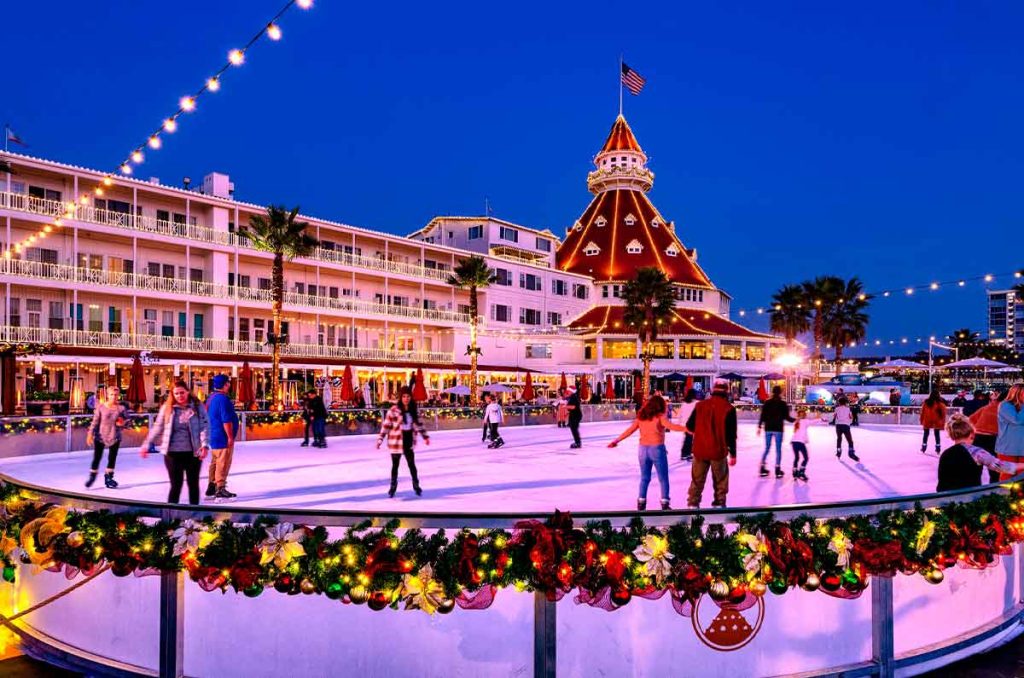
[0,422,946,511]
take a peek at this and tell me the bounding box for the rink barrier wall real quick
[1,471,1023,678]
[0,404,955,457]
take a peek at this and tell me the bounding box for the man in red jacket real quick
[685,378,738,508]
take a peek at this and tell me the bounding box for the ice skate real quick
[759,464,769,477]
[104,472,118,489]
[775,467,784,479]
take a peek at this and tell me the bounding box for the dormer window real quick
[583,241,601,256]
[665,243,680,257]
[595,215,607,228]
[624,213,636,226]
[651,217,661,228]
[573,220,583,232]
[625,239,643,254]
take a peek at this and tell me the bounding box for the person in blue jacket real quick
[206,374,240,500]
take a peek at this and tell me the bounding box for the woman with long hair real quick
[920,389,948,454]
[996,384,1024,480]
[608,394,687,511]
[85,384,129,488]
[140,380,210,505]
[376,386,430,497]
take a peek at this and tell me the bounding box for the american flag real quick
[621,63,646,96]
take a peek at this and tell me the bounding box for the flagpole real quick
[618,55,624,116]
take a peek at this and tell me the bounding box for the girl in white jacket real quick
[674,389,699,461]
[484,394,505,449]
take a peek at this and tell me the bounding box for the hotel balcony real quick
[0,326,452,365]
[0,191,454,286]
[0,259,473,326]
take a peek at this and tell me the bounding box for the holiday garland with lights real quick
[1,482,1022,616]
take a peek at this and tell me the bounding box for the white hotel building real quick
[0,115,784,411]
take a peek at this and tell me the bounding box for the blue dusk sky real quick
[4,1,1023,355]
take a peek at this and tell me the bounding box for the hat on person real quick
[566,385,577,395]
[712,378,730,392]
[211,374,230,390]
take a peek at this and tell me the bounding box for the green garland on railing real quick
[0,482,1022,614]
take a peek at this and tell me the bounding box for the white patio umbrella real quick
[443,385,471,396]
[941,357,1009,369]
[871,359,928,371]
[481,383,514,393]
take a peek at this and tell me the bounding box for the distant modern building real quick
[988,289,1023,353]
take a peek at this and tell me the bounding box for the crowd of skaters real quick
[80,368,1024,511]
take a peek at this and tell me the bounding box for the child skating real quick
[483,393,505,448]
[790,409,828,481]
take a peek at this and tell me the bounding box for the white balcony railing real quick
[0,258,472,325]
[0,192,455,285]
[0,326,452,365]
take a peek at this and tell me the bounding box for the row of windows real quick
[491,268,589,298]
[489,304,561,326]
[583,240,679,257]
[600,339,767,361]
[6,300,205,338]
[467,225,552,253]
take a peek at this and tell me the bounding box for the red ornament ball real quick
[273,575,294,594]
[728,585,747,605]
[821,574,842,592]
[367,591,389,611]
[110,558,136,577]
[610,588,632,607]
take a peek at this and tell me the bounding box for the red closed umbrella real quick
[757,378,769,402]
[683,375,694,393]
[237,361,255,410]
[522,372,535,401]
[126,355,146,410]
[605,374,614,398]
[559,372,568,391]
[580,374,590,402]
[340,364,355,402]
[412,367,428,402]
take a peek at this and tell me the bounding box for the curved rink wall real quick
[0,408,1018,678]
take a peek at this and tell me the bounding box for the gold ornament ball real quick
[300,578,317,595]
[66,531,85,549]
[437,598,456,614]
[925,568,944,585]
[801,573,821,592]
[708,579,731,602]
[749,579,768,597]
[348,585,369,605]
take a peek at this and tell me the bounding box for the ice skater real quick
[205,374,239,501]
[483,393,505,448]
[608,394,687,510]
[307,389,329,448]
[833,396,860,461]
[85,384,129,488]
[674,389,698,461]
[757,385,794,479]
[790,409,828,481]
[684,379,737,509]
[920,389,948,454]
[140,380,210,506]
[565,386,583,449]
[376,386,430,497]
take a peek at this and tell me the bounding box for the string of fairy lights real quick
[2,0,314,259]
[733,269,1023,319]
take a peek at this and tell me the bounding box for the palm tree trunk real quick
[834,344,843,378]
[641,328,652,401]
[812,312,823,382]
[271,252,284,409]
[469,285,479,404]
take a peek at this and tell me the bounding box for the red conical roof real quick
[600,115,644,154]
[555,189,713,285]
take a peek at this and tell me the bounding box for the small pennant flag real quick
[5,126,27,147]
[621,63,646,96]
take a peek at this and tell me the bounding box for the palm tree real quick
[948,328,981,359]
[447,256,496,404]
[621,267,676,402]
[801,275,845,380]
[769,284,812,347]
[247,205,318,409]
[822,278,871,376]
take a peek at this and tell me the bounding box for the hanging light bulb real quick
[267,23,282,40]
[94,187,104,196]
[164,118,178,132]
[297,0,313,8]
[79,195,89,204]
[957,280,965,287]
[103,177,113,186]
[929,282,939,290]
[120,163,132,175]
[131,150,144,164]
[148,135,162,149]
[984,274,994,282]
[180,96,196,112]
[207,77,221,92]
[228,49,245,66]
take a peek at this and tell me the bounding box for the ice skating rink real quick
[0,421,948,511]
